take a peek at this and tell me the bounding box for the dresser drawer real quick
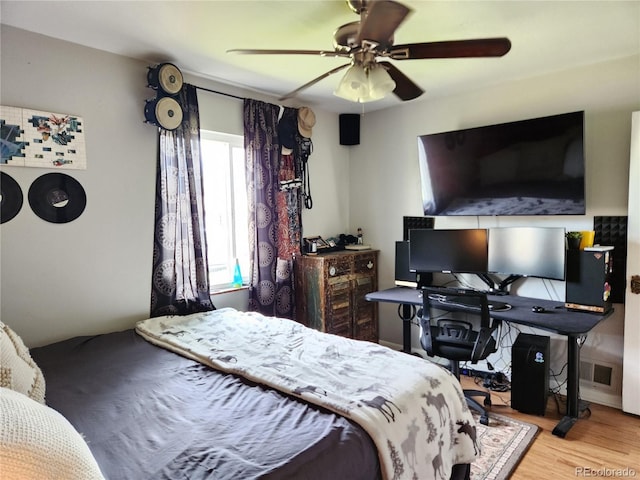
[326,256,353,277]
[354,254,376,273]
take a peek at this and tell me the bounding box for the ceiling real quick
[2,1,639,114]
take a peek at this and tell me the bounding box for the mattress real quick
[31,329,381,480]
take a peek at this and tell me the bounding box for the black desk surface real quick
[366,287,611,336]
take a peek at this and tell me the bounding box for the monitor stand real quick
[475,273,521,295]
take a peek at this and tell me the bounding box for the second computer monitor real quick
[488,227,566,280]
[409,229,488,274]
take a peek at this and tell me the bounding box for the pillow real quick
[0,320,46,403]
[0,387,105,479]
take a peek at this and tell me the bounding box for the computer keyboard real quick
[427,293,511,312]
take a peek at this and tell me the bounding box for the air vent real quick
[580,358,620,392]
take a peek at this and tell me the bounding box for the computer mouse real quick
[532,306,546,313]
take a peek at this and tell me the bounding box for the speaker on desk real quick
[395,241,418,288]
[565,247,614,314]
[339,114,360,145]
[511,333,550,416]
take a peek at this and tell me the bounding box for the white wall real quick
[1,26,157,347]
[0,26,349,347]
[348,54,640,407]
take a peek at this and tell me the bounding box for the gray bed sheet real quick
[31,329,381,480]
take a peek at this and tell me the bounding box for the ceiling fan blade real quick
[389,37,512,59]
[227,48,349,59]
[378,61,424,101]
[279,63,351,101]
[356,0,411,47]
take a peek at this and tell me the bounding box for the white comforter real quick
[136,308,477,480]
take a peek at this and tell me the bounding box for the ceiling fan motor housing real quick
[346,0,368,14]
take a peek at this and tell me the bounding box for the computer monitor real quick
[488,227,566,281]
[395,241,418,287]
[409,229,488,274]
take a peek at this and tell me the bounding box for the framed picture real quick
[1,105,87,169]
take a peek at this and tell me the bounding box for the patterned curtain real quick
[150,84,214,316]
[243,100,301,318]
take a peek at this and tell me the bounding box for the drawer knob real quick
[367,261,374,269]
[329,266,336,276]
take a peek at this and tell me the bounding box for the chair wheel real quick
[484,398,492,407]
[479,415,489,426]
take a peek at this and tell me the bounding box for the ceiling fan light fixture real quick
[367,64,396,100]
[334,63,396,103]
[334,64,368,102]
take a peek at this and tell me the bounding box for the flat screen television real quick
[409,229,488,273]
[417,111,585,216]
[488,227,566,281]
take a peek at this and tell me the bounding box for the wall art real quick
[0,105,87,169]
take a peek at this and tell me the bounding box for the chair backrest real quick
[419,286,498,363]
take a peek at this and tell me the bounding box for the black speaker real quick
[594,216,627,304]
[565,248,614,314]
[339,114,360,145]
[395,241,417,288]
[511,333,550,416]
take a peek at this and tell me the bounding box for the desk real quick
[366,286,612,438]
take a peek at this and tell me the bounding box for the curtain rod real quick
[194,85,244,101]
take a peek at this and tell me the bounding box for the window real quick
[200,130,249,290]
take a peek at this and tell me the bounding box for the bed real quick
[2,309,477,480]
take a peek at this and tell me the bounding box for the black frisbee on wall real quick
[0,171,24,224]
[28,173,86,223]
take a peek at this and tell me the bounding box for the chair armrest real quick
[471,325,497,362]
[419,316,434,355]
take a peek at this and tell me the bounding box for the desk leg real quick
[552,334,588,438]
[399,304,415,354]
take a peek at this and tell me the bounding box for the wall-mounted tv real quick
[417,111,585,216]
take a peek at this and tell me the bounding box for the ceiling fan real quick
[227,0,511,103]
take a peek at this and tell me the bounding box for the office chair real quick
[419,286,500,425]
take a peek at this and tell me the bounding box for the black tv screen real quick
[409,229,488,273]
[488,227,566,280]
[417,111,585,216]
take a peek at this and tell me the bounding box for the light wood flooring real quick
[460,376,640,479]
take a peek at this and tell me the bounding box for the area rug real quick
[470,413,539,480]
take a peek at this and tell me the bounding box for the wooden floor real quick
[460,376,640,479]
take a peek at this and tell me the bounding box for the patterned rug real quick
[471,413,539,480]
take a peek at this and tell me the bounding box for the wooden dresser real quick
[294,250,379,342]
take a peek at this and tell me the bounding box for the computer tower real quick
[565,247,614,314]
[511,333,550,415]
